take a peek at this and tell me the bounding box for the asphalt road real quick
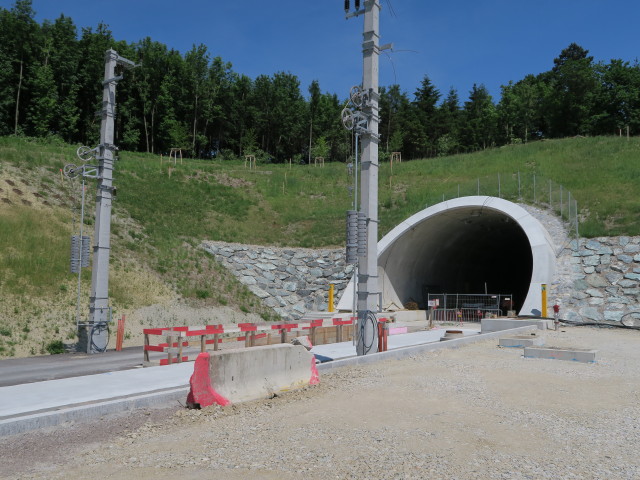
[0,347,144,387]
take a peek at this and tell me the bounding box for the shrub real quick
[196,289,210,299]
[45,340,65,355]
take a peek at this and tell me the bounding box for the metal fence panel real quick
[428,293,514,323]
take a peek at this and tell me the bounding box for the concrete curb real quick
[318,325,538,372]
[0,386,188,437]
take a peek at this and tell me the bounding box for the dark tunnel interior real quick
[380,207,534,313]
[424,211,533,311]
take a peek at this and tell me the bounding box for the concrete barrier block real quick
[499,335,544,348]
[524,346,597,363]
[209,344,316,403]
[481,318,552,333]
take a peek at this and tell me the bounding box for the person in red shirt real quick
[553,301,560,331]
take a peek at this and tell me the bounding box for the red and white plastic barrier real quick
[144,316,393,366]
[143,317,358,366]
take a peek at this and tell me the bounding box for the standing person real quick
[553,301,560,331]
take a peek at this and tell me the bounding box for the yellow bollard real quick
[541,283,547,318]
[328,284,335,313]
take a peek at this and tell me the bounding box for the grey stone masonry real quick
[558,236,640,323]
[494,205,639,324]
[202,206,639,325]
[201,241,351,322]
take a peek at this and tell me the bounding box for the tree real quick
[498,81,518,143]
[202,56,234,157]
[379,84,408,154]
[184,44,210,155]
[411,75,441,156]
[311,135,329,160]
[271,72,306,160]
[228,74,254,156]
[547,43,599,137]
[156,50,188,151]
[0,9,16,134]
[314,92,346,162]
[26,63,57,136]
[39,14,81,140]
[461,84,497,150]
[307,79,321,164]
[437,87,461,153]
[6,0,39,135]
[133,38,168,153]
[250,72,305,161]
[75,23,114,144]
[592,59,640,135]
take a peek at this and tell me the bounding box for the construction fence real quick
[427,293,514,323]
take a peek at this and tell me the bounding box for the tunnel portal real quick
[337,197,556,316]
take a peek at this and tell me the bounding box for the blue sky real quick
[4,0,640,103]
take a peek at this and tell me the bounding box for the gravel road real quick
[2,326,640,480]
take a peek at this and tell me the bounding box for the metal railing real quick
[427,293,514,323]
[425,172,579,243]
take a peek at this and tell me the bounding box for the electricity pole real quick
[345,0,382,355]
[85,49,136,353]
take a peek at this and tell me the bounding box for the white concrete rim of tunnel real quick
[337,196,556,316]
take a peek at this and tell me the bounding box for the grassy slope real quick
[118,136,640,248]
[0,135,638,356]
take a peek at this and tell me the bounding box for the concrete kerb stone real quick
[317,325,538,373]
[499,335,544,348]
[524,346,598,363]
[481,318,552,333]
[0,387,188,437]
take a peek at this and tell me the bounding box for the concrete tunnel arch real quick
[337,196,556,316]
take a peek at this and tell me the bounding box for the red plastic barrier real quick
[186,352,230,407]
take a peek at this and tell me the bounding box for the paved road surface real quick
[0,347,143,387]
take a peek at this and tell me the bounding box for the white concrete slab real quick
[0,362,193,418]
[311,327,480,361]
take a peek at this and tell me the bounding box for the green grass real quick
[0,135,638,328]
[0,206,71,294]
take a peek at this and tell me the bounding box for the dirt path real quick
[3,326,640,479]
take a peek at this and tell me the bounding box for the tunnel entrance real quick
[337,197,556,316]
[410,207,532,312]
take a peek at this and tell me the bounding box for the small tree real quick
[311,136,329,160]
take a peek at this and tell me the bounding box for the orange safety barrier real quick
[115,315,126,351]
[377,318,389,352]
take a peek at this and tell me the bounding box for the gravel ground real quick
[2,326,640,480]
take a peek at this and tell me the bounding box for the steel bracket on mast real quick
[103,75,123,85]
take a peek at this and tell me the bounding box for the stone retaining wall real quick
[202,230,640,324]
[201,241,351,321]
[558,236,640,322]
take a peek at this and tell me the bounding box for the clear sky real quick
[3,0,639,103]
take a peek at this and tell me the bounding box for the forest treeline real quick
[2,0,640,162]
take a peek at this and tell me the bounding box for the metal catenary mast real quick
[343,0,386,355]
[65,49,138,353]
